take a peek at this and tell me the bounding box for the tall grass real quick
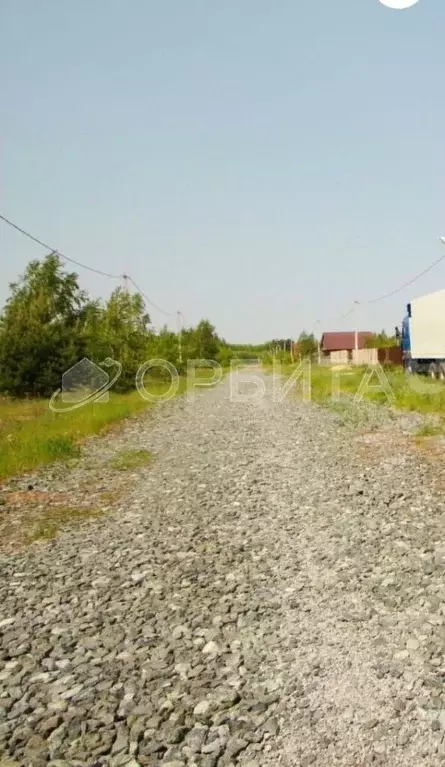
[0,377,192,481]
[269,361,445,416]
[0,367,226,481]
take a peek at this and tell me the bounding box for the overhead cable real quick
[0,212,179,319]
[0,213,122,279]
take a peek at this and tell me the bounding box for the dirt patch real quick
[0,489,118,554]
[353,429,410,466]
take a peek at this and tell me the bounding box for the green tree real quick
[296,331,318,358]
[0,253,264,396]
[77,299,109,362]
[0,254,87,396]
[217,343,234,367]
[193,319,220,359]
[153,326,182,371]
[100,287,151,389]
[365,330,398,349]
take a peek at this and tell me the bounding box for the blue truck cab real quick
[401,305,411,366]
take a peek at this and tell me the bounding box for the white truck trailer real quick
[401,288,445,376]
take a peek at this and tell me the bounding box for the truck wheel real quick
[439,363,445,381]
[429,363,438,379]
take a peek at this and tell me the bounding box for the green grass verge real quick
[0,391,148,481]
[266,362,445,416]
[0,367,225,482]
[0,373,199,481]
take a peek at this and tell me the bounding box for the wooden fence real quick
[377,347,403,366]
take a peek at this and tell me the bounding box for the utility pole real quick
[353,300,360,364]
[177,310,183,364]
[120,274,131,364]
[314,319,321,365]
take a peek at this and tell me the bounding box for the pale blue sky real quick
[1,0,444,342]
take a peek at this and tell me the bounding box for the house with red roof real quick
[321,331,373,362]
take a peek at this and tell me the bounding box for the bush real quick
[44,436,81,460]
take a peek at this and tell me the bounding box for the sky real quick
[1,0,444,343]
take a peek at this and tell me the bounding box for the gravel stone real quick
[2,372,445,766]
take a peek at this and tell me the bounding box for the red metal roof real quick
[321,331,373,352]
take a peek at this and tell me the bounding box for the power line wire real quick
[324,247,445,329]
[317,305,353,331]
[0,213,122,279]
[365,250,445,304]
[335,306,354,322]
[0,212,179,319]
[128,276,177,317]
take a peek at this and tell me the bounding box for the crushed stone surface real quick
[1,370,445,766]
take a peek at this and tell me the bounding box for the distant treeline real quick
[0,255,276,397]
[0,255,398,398]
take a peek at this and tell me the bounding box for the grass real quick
[45,435,82,460]
[109,448,152,471]
[26,505,104,543]
[0,367,229,482]
[0,391,148,481]
[324,400,368,426]
[266,361,445,416]
[0,375,193,481]
[414,423,445,438]
[0,367,225,482]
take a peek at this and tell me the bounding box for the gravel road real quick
[2,369,445,767]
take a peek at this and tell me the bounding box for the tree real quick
[217,342,234,367]
[1,253,277,396]
[295,331,318,358]
[365,330,398,349]
[77,299,109,362]
[153,326,182,371]
[0,254,87,396]
[100,287,151,390]
[192,320,220,360]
